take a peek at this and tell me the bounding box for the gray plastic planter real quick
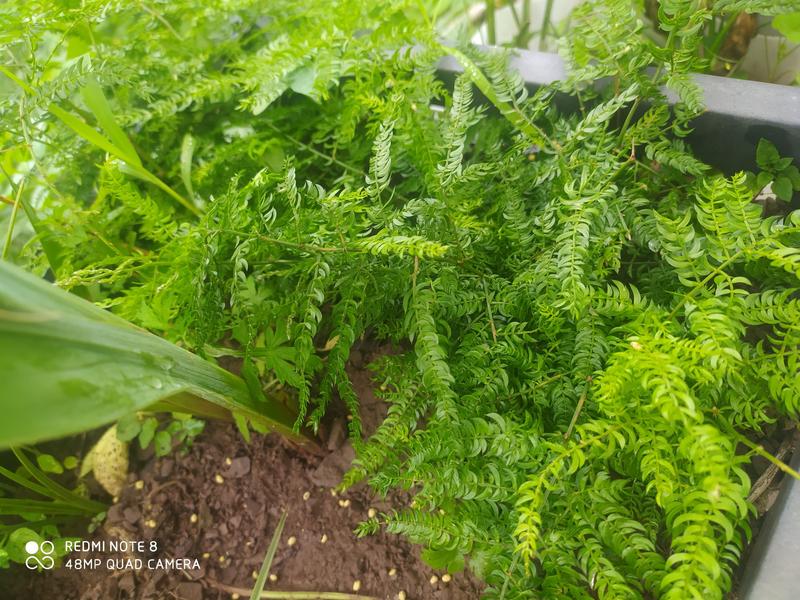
[438,47,800,599]
[438,47,800,173]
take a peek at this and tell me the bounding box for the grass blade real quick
[10,448,105,513]
[48,104,200,216]
[251,512,287,600]
[180,133,196,202]
[80,77,142,167]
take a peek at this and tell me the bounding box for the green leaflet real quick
[0,261,303,447]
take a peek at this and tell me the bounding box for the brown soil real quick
[1,352,483,600]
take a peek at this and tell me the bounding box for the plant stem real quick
[539,0,555,51]
[2,179,24,259]
[564,393,586,440]
[486,0,496,45]
[210,580,377,600]
[482,277,498,343]
[737,435,800,482]
[709,13,739,62]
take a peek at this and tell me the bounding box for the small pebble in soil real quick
[397,592,406,600]
[302,491,311,501]
[252,571,258,580]
[442,574,451,583]
[202,553,210,559]
[330,488,338,497]
[388,568,397,577]
[320,534,328,544]
[338,499,351,508]
[134,480,144,490]
[218,555,226,563]
[225,457,232,465]
[145,519,156,528]
[368,507,377,518]
[287,536,297,547]
[214,474,224,484]
[190,513,198,524]
[430,575,439,586]
[352,580,361,592]
[269,574,277,582]
[231,594,239,600]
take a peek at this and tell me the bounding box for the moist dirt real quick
[0,349,483,600]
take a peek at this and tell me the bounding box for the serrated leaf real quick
[756,139,780,169]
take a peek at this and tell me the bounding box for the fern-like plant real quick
[1,1,799,598]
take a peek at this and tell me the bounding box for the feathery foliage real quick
[2,0,800,596]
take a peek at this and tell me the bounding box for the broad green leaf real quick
[154,430,172,456]
[774,12,800,43]
[774,176,793,201]
[786,165,800,188]
[36,454,63,475]
[0,260,305,448]
[116,413,142,442]
[756,139,780,170]
[138,417,158,449]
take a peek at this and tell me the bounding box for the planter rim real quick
[438,46,800,174]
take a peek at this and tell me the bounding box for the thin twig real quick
[748,434,796,505]
[482,277,498,343]
[2,179,24,259]
[738,434,800,483]
[563,392,586,440]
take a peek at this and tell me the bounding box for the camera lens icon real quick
[25,539,55,570]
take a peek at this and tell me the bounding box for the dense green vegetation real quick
[2,0,800,597]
